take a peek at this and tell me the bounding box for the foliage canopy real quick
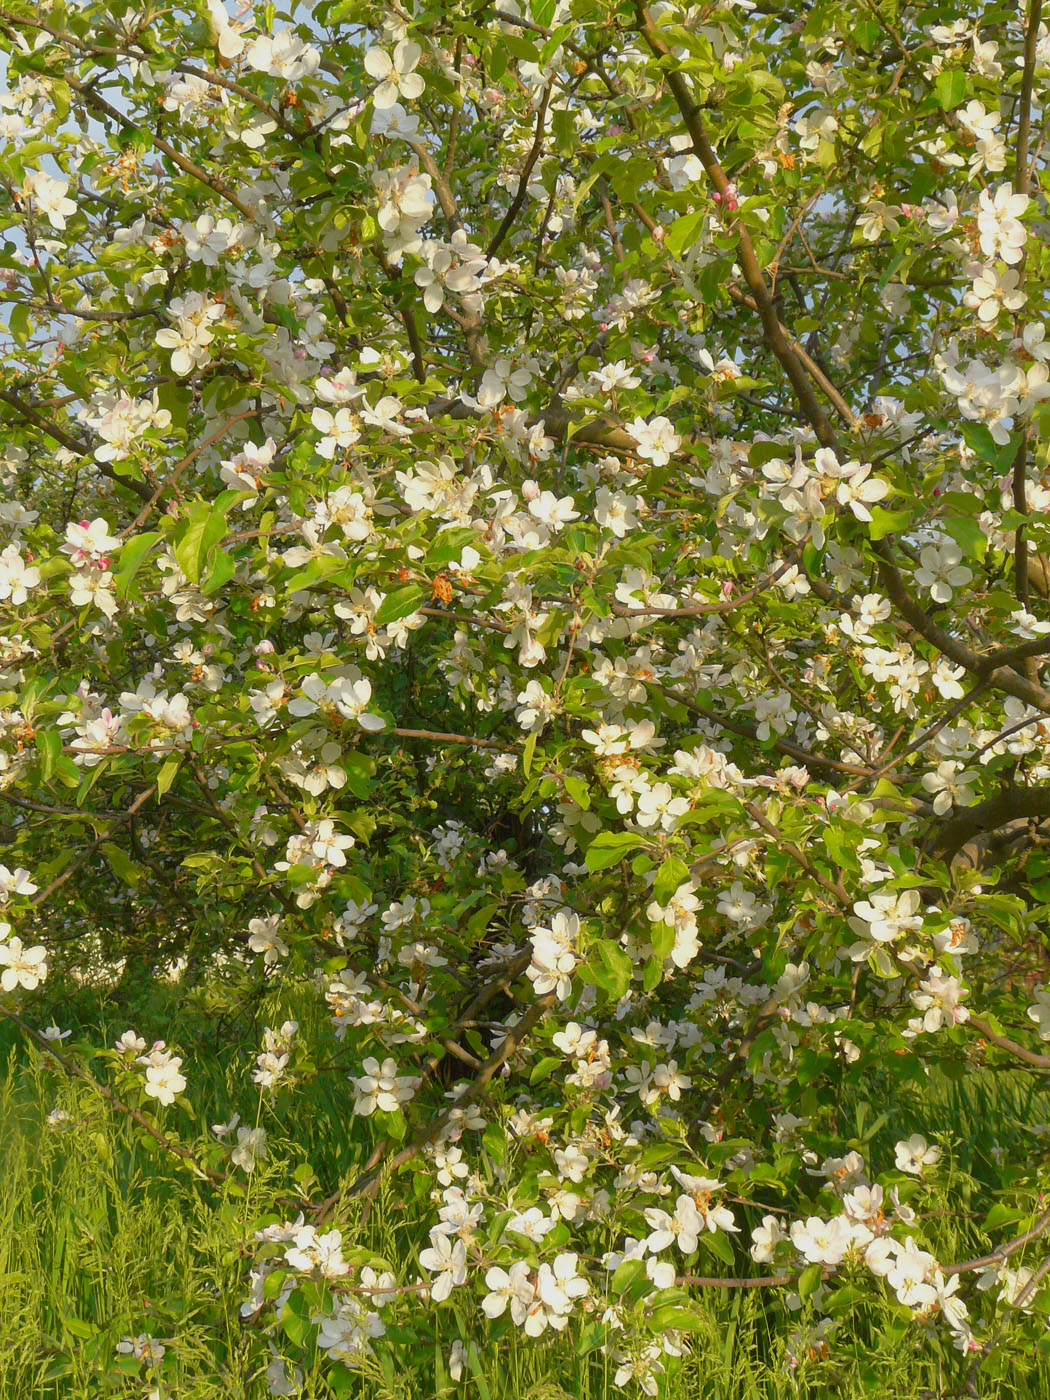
[3,0,1050,1391]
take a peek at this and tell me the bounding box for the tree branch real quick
[0,387,153,501]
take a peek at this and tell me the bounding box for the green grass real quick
[3,986,1050,1399]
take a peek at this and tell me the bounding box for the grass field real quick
[3,980,1050,1399]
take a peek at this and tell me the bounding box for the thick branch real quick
[63,75,255,219]
[926,787,1050,864]
[635,5,838,450]
[945,1205,1050,1275]
[336,990,557,1206]
[486,83,553,258]
[0,387,153,501]
[874,543,1050,712]
[966,1015,1050,1070]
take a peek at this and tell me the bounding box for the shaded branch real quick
[0,387,153,501]
[926,786,1050,864]
[486,83,553,259]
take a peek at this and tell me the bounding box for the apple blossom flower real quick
[231,1126,268,1172]
[364,40,425,109]
[895,1134,940,1175]
[626,415,682,466]
[247,914,288,964]
[23,170,76,230]
[965,263,1026,323]
[482,1261,534,1321]
[142,1055,186,1105]
[0,934,47,991]
[350,1056,420,1115]
[244,30,320,81]
[418,1229,467,1301]
[977,184,1028,264]
[0,545,40,605]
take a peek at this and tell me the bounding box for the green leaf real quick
[563,774,590,809]
[673,793,742,826]
[59,1314,95,1340]
[611,1257,647,1296]
[822,826,860,872]
[519,729,537,780]
[654,855,690,905]
[465,899,501,942]
[530,1055,561,1084]
[174,503,229,585]
[983,1203,1028,1232]
[53,754,81,790]
[649,919,675,962]
[378,1106,406,1141]
[582,940,632,999]
[156,755,181,798]
[665,209,707,258]
[374,584,424,626]
[339,751,375,798]
[280,1304,312,1349]
[35,728,61,780]
[648,1304,707,1333]
[328,1364,355,1396]
[344,810,376,842]
[823,1285,870,1315]
[114,532,161,599]
[482,1120,505,1163]
[749,440,792,469]
[9,303,31,346]
[798,1262,824,1300]
[76,760,108,807]
[283,555,348,595]
[200,549,237,595]
[643,953,665,991]
[697,1228,736,1266]
[962,422,1016,472]
[500,30,538,62]
[866,505,913,542]
[942,515,988,562]
[584,831,643,873]
[101,843,147,888]
[934,70,967,110]
[427,526,482,568]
